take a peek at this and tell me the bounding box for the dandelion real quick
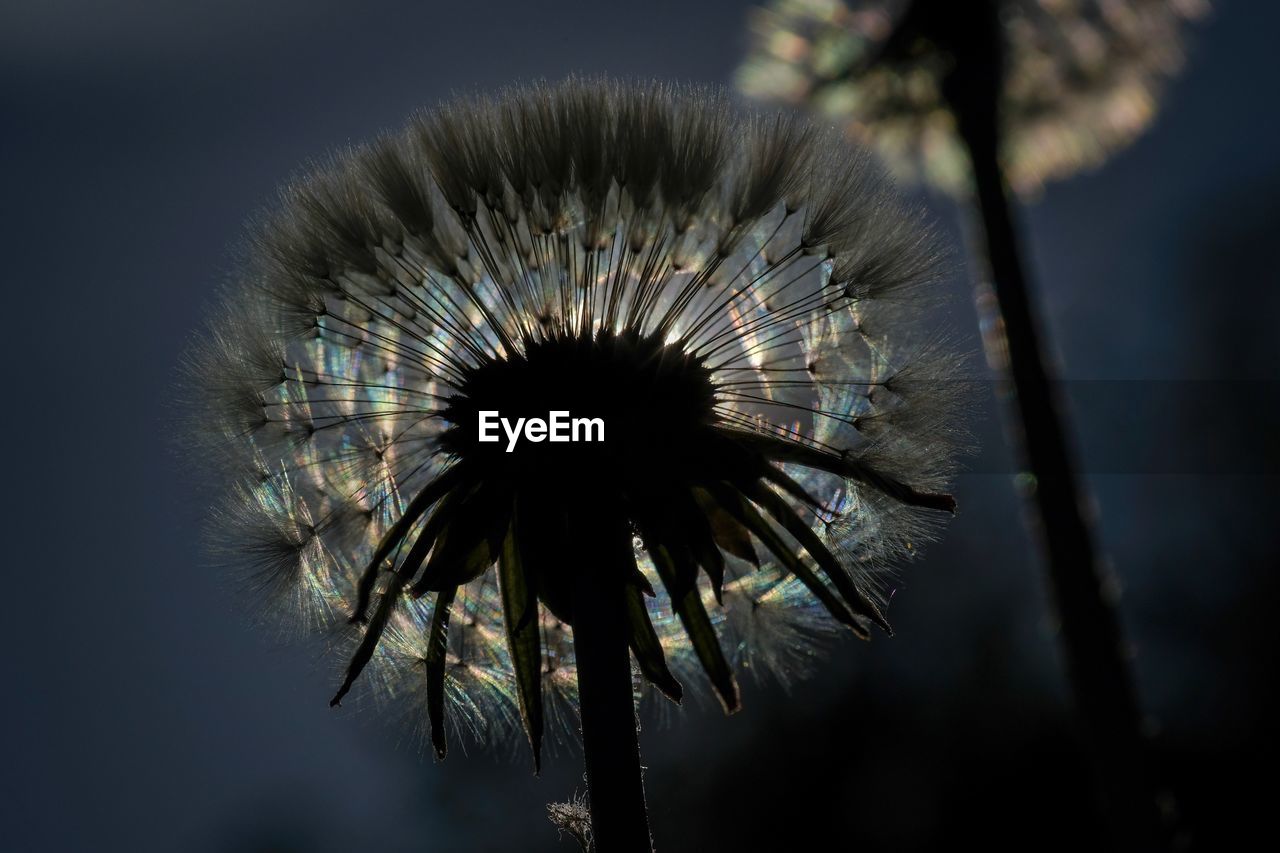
[188,78,964,850]
[738,2,1204,846]
[738,0,1207,196]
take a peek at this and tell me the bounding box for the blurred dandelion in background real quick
[738,0,1208,196]
[738,1,1207,848]
[188,78,965,850]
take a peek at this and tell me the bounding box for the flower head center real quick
[440,330,719,492]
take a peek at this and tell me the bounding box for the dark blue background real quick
[3,1,1276,850]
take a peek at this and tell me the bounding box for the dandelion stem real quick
[943,4,1166,847]
[571,514,653,853]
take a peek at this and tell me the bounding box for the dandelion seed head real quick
[188,78,966,762]
[737,0,1207,196]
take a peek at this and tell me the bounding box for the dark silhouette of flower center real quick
[439,330,720,493]
[882,0,983,64]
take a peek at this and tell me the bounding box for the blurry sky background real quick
[2,1,1276,850]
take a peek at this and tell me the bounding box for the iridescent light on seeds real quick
[191,79,965,763]
[737,0,1208,197]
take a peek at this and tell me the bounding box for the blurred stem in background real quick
[941,2,1166,848]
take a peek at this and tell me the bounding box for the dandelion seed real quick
[187,78,964,850]
[737,0,1207,196]
[548,792,593,852]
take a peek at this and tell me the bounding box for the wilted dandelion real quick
[738,0,1207,196]
[189,78,964,849]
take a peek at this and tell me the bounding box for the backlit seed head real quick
[737,0,1208,197]
[186,78,967,766]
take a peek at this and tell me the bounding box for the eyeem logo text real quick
[478,411,605,452]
